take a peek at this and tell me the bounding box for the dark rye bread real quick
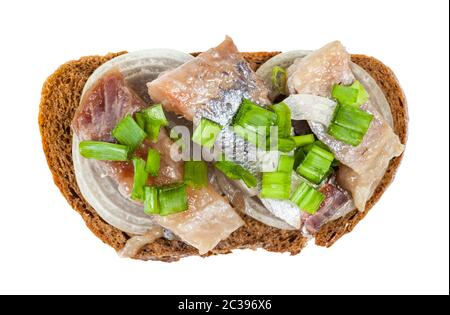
[39,51,407,261]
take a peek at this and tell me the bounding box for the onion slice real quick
[73,49,194,235]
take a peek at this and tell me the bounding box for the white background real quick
[0,0,448,295]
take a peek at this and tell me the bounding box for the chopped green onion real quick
[158,184,188,216]
[144,186,159,215]
[233,125,265,147]
[184,161,208,188]
[296,144,334,184]
[261,171,291,200]
[331,84,358,106]
[131,158,148,201]
[290,182,325,214]
[214,160,257,188]
[328,104,373,146]
[310,143,334,162]
[79,141,129,161]
[239,167,258,188]
[233,99,277,134]
[214,160,241,180]
[270,102,291,138]
[145,149,160,177]
[331,80,369,107]
[112,115,146,151]
[278,155,295,173]
[351,81,369,106]
[145,123,162,143]
[192,118,222,148]
[328,123,362,146]
[271,66,287,95]
[293,148,306,170]
[144,104,168,127]
[135,112,146,130]
[277,137,296,152]
[291,134,315,147]
[333,104,373,134]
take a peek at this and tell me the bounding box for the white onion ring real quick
[73,50,194,235]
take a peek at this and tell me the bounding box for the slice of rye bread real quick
[38,51,408,262]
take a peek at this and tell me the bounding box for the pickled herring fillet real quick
[147,36,270,124]
[287,41,404,211]
[155,185,244,255]
[302,183,354,235]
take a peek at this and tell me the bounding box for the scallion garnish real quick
[331,80,369,107]
[135,112,147,130]
[131,157,148,201]
[144,186,159,215]
[277,155,295,173]
[79,141,129,161]
[158,184,188,216]
[145,148,160,177]
[112,115,146,152]
[270,102,291,138]
[293,148,306,170]
[184,161,208,188]
[328,104,373,146]
[192,118,222,148]
[233,99,278,135]
[296,143,334,184]
[261,171,291,200]
[214,160,257,188]
[291,134,315,148]
[144,104,169,127]
[271,66,287,95]
[290,182,324,214]
[277,137,296,152]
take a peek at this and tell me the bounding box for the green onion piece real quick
[135,112,146,130]
[158,184,188,216]
[233,99,278,134]
[144,104,168,127]
[261,171,291,200]
[310,143,334,162]
[271,66,287,95]
[333,104,373,134]
[145,149,160,177]
[270,102,291,138]
[79,141,129,161]
[278,155,295,173]
[233,126,265,147]
[293,148,306,170]
[192,118,222,148]
[184,161,208,188]
[332,80,369,107]
[328,123,362,146]
[214,160,257,188]
[145,123,162,143]
[238,167,258,188]
[277,137,296,152]
[296,144,334,184]
[331,84,358,106]
[112,115,146,151]
[144,186,159,215]
[131,158,148,201]
[214,161,241,180]
[290,182,324,214]
[351,80,369,107]
[291,134,315,148]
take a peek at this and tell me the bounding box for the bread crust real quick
[38,51,407,261]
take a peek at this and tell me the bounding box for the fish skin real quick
[287,41,404,211]
[147,36,270,123]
